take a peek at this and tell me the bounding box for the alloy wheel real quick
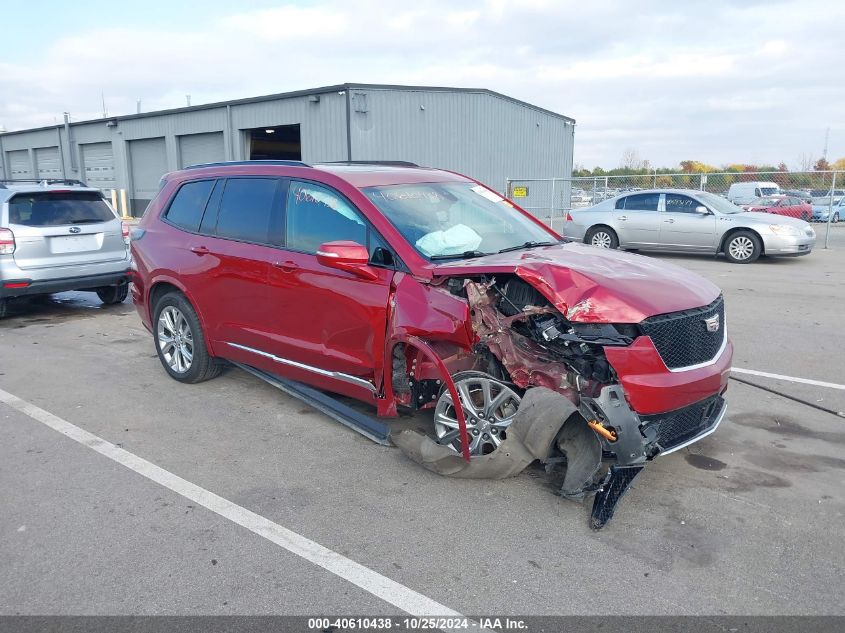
[434,375,521,455]
[591,231,613,248]
[157,306,194,374]
[728,236,755,261]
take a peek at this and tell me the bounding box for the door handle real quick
[190,245,210,255]
[617,215,628,221]
[663,219,675,224]
[273,260,299,272]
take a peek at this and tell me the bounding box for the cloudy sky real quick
[1,0,842,169]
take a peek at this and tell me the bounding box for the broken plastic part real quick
[587,419,617,442]
[590,465,644,530]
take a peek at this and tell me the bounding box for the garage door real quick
[35,146,62,180]
[6,150,33,180]
[179,132,225,168]
[81,142,115,190]
[128,137,167,216]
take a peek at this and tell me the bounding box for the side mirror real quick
[316,240,378,280]
[694,205,710,215]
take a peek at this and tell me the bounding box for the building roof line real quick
[0,83,573,137]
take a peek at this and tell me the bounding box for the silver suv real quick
[0,180,132,318]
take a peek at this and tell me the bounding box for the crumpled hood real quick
[430,243,721,323]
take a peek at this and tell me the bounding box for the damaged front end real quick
[392,274,727,529]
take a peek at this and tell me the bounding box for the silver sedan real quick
[564,189,816,263]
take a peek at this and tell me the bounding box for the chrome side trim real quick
[666,318,729,373]
[658,401,727,456]
[225,342,377,394]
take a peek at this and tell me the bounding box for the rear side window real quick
[8,191,115,226]
[286,181,367,253]
[165,180,215,232]
[621,193,660,211]
[215,178,279,244]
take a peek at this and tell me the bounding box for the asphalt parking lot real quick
[1,232,844,618]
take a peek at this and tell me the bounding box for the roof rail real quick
[184,160,311,170]
[319,160,421,168]
[0,178,89,187]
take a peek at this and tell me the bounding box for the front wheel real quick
[96,283,129,305]
[724,231,762,264]
[585,226,619,249]
[153,292,221,383]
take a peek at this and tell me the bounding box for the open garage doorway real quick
[247,124,301,160]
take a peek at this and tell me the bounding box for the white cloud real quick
[1,0,844,167]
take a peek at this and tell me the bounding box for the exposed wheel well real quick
[719,228,764,255]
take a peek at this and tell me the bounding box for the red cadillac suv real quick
[130,160,732,528]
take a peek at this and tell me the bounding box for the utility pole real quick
[186,94,191,107]
[822,127,830,160]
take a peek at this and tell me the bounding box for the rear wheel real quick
[153,292,221,383]
[585,226,619,249]
[96,283,129,305]
[724,230,762,264]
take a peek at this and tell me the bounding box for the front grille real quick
[641,395,725,451]
[639,295,725,370]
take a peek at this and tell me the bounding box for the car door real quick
[658,193,717,251]
[182,177,286,367]
[613,192,661,246]
[262,179,395,387]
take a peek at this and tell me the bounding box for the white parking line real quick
[732,368,845,391]
[0,387,462,619]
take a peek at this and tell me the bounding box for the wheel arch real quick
[584,224,618,244]
[719,227,765,255]
[148,277,216,356]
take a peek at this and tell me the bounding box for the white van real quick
[727,181,780,205]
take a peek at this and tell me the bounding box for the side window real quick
[754,188,762,197]
[164,180,215,232]
[615,197,626,210]
[622,193,660,211]
[664,194,699,213]
[286,181,367,253]
[215,178,279,244]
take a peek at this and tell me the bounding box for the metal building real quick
[0,83,574,216]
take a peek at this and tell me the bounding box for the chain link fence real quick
[506,171,843,247]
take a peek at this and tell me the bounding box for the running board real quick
[231,362,392,446]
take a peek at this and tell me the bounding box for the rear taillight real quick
[0,228,15,254]
[121,221,130,244]
[565,212,574,222]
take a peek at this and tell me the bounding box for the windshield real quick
[698,191,745,214]
[9,191,115,226]
[363,182,557,259]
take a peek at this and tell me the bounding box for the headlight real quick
[769,224,802,237]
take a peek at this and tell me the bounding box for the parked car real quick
[781,189,813,204]
[812,197,843,223]
[565,188,815,263]
[742,195,813,221]
[130,160,733,528]
[0,179,131,318]
[726,181,780,204]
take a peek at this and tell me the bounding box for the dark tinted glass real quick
[216,178,278,243]
[623,193,660,211]
[165,180,215,231]
[9,191,115,226]
[287,181,367,253]
[664,194,698,213]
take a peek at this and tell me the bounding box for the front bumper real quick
[761,233,816,255]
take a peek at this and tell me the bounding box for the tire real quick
[153,292,221,383]
[0,298,7,320]
[585,226,619,249]
[96,283,129,305]
[724,231,762,264]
